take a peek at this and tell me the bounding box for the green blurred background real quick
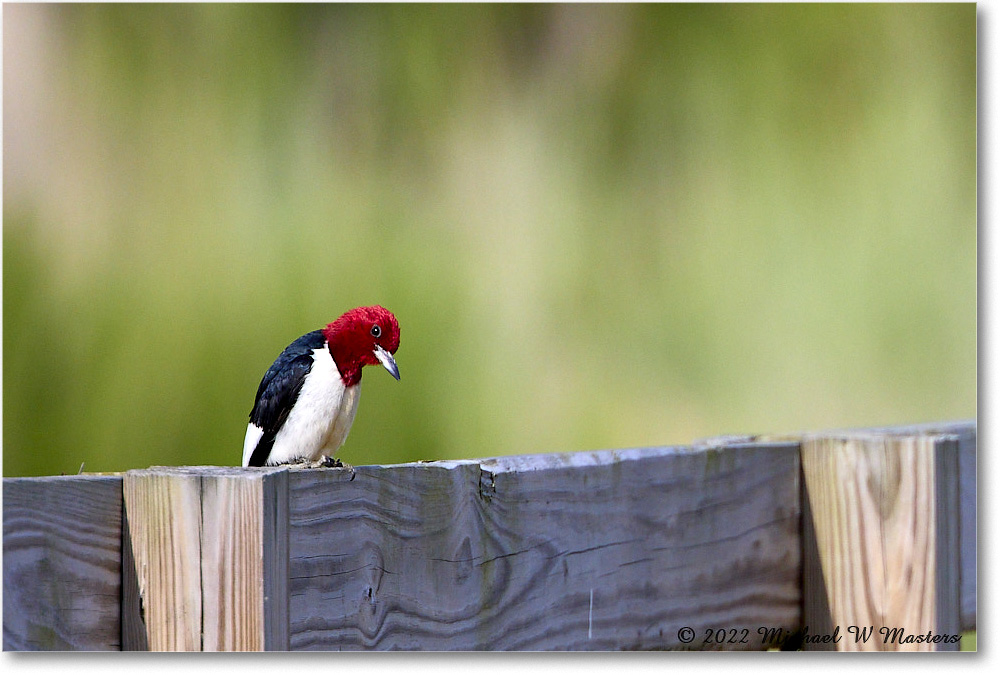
[3,3,976,477]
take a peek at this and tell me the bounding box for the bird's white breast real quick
[260,344,361,465]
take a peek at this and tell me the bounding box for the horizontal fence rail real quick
[2,421,976,651]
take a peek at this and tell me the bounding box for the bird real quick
[242,305,400,467]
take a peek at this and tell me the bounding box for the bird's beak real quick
[373,344,400,380]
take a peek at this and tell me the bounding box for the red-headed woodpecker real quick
[242,305,400,467]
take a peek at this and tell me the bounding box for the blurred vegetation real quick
[4,4,976,477]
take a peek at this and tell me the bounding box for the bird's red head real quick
[323,305,401,387]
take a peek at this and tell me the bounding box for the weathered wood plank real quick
[957,425,976,631]
[801,435,962,651]
[120,499,148,651]
[706,419,976,632]
[800,475,835,651]
[934,438,961,643]
[122,466,288,651]
[3,475,123,651]
[4,421,974,651]
[261,469,290,650]
[285,443,802,650]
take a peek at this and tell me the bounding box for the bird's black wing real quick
[246,330,326,467]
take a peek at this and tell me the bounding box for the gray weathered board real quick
[2,475,123,650]
[705,419,976,639]
[286,442,802,650]
[2,421,976,651]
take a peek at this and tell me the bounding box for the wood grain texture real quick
[120,502,148,651]
[3,421,973,651]
[3,475,123,651]
[123,468,203,651]
[705,419,976,632]
[833,421,975,631]
[934,438,961,643]
[903,421,979,631]
[800,478,835,651]
[261,469,290,650]
[200,468,289,651]
[957,425,976,631]
[122,466,288,651]
[285,443,802,650]
[801,435,962,651]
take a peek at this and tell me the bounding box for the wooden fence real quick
[2,421,976,651]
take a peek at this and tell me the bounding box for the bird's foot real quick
[313,455,356,479]
[285,456,355,478]
[284,456,311,469]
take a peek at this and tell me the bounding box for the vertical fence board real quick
[122,466,288,651]
[262,470,290,650]
[3,475,123,651]
[955,425,977,632]
[200,468,288,650]
[122,469,203,650]
[800,476,835,651]
[801,435,962,651]
[845,421,975,630]
[934,438,961,643]
[201,473,263,650]
[120,501,148,651]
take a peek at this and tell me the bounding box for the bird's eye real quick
[370,324,381,338]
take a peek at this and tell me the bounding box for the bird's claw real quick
[285,457,354,478]
[308,456,356,479]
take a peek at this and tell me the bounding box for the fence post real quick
[122,466,289,651]
[800,434,961,651]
